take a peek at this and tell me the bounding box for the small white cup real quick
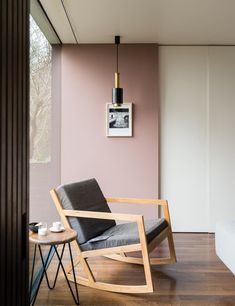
[38,222,47,236]
[52,221,62,231]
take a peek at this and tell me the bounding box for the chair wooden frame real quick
[50,190,177,294]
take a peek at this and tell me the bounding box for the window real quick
[30,15,52,163]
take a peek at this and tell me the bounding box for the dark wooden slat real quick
[17,0,23,301]
[21,0,30,303]
[0,1,7,304]
[6,2,13,305]
[12,0,18,305]
[0,0,29,305]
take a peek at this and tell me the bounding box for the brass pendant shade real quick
[112,36,123,107]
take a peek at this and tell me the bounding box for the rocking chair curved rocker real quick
[50,179,176,294]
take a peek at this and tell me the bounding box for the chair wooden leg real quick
[138,217,154,292]
[66,250,96,284]
[64,255,81,274]
[104,229,176,266]
[167,231,177,263]
[65,245,154,293]
[141,250,153,292]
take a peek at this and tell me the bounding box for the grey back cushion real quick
[56,179,116,244]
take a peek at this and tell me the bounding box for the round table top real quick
[29,228,77,245]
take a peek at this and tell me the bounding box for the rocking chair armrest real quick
[62,209,143,222]
[63,209,148,252]
[105,197,172,226]
[105,197,168,207]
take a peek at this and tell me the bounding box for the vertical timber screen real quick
[0,0,29,305]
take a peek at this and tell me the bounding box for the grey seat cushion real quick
[56,179,116,244]
[80,218,168,251]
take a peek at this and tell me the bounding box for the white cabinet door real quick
[160,46,235,232]
[160,46,209,232]
[209,47,235,231]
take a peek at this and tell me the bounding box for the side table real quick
[29,228,79,305]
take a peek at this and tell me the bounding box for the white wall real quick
[160,46,235,232]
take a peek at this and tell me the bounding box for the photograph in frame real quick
[106,103,132,137]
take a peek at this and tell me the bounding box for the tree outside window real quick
[30,15,51,163]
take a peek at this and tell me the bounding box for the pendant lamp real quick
[112,36,123,107]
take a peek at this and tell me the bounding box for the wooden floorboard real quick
[32,233,235,306]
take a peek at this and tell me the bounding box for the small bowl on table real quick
[29,222,40,233]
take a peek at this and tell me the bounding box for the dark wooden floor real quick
[33,233,235,306]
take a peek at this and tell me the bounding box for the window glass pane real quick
[30,15,51,163]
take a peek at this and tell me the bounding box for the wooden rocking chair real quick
[50,178,176,293]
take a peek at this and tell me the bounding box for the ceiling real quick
[35,0,235,45]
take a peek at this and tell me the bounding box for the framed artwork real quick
[106,103,133,137]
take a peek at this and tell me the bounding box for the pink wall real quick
[60,44,159,218]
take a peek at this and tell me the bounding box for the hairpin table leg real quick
[53,243,79,305]
[30,245,54,305]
